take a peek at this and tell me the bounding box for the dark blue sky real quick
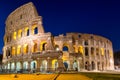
[0,0,120,53]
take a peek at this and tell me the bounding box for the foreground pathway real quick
[0,73,92,80]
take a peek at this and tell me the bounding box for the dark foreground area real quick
[80,72,120,80]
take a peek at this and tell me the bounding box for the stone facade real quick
[2,2,114,73]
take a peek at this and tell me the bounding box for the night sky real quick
[0,0,120,53]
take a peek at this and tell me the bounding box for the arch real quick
[85,47,88,56]
[62,43,69,51]
[31,60,37,70]
[34,27,38,34]
[13,32,17,40]
[78,46,84,55]
[73,60,78,71]
[32,42,37,52]
[16,62,21,71]
[85,61,90,70]
[23,61,28,70]
[55,45,60,51]
[52,59,58,70]
[40,41,47,51]
[84,40,88,45]
[101,48,104,56]
[40,60,47,72]
[25,27,29,36]
[32,24,38,34]
[96,48,99,56]
[63,46,68,51]
[11,46,15,56]
[63,61,68,71]
[18,29,22,38]
[91,47,94,56]
[17,45,21,55]
[91,61,95,70]
[23,44,28,54]
[7,63,10,70]
[11,62,15,71]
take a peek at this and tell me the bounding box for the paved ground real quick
[0,73,92,80]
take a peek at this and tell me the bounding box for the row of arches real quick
[5,24,38,44]
[6,42,47,56]
[7,59,59,72]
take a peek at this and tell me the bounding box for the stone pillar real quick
[47,57,52,71]
[58,57,64,71]
[28,61,31,72]
[37,58,40,72]
[69,59,73,71]
[29,24,33,35]
[14,62,16,71]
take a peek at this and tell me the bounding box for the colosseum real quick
[2,2,114,73]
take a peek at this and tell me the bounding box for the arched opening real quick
[55,45,60,51]
[63,46,68,51]
[7,63,10,70]
[32,24,38,34]
[32,43,37,52]
[42,43,47,51]
[11,46,15,56]
[23,44,28,54]
[13,32,17,40]
[18,29,22,38]
[85,61,89,70]
[73,60,78,71]
[96,48,99,56]
[85,47,88,56]
[40,60,47,72]
[84,41,88,45]
[11,62,15,71]
[23,62,28,71]
[16,62,21,71]
[91,61,95,70]
[17,45,21,55]
[63,61,68,71]
[40,41,47,51]
[101,48,104,56]
[52,59,58,70]
[25,27,29,36]
[34,27,38,34]
[78,46,84,55]
[31,61,37,70]
[91,47,94,56]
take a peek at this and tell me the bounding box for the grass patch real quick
[80,72,120,80]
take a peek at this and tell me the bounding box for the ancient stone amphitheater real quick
[2,2,114,73]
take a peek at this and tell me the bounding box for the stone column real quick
[58,57,64,71]
[37,58,40,72]
[28,61,31,72]
[14,62,16,72]
[47,57,52,72]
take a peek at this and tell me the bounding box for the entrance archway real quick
[11,62,15,71]
[23,62,28,71]
[40,60,47,72]
[73,60,78,71]
[16,62,21,71]
[63,61,68,71]
[31,61,37,70]
[52,59,58,70]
